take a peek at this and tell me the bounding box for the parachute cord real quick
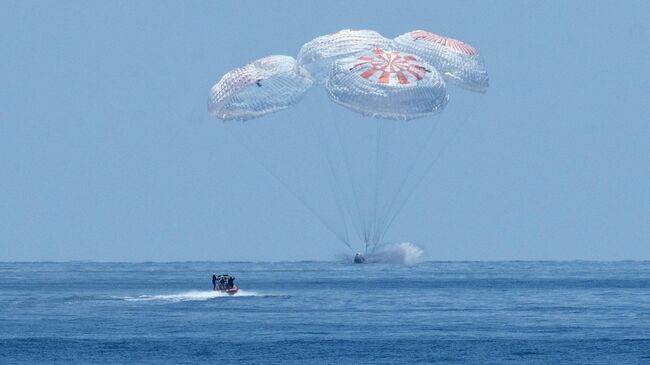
[375,105,476,245]
[312,115,359,252]
[332,113,367,248]
[375,120,404,251]
[227,125,353,252]
[331,120,364,246]
[371,119,439,246]
[370,121,381,254]
[369,120,390,253]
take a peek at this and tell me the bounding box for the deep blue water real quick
[1,261,650,364]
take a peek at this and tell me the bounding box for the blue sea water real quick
[1,261,649,364]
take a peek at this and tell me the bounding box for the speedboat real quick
[218,285,239,295]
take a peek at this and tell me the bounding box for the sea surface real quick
[1,261,649,364]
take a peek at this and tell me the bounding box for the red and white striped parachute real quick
[326,49,448,120]
[392,30,489,93]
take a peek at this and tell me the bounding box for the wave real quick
[123,290,261,302]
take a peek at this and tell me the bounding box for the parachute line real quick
[370,119,440,248]
[370,121,381,253]
[375,104,477,244]
[312,115,359,251]
[329,106,370,247]
[227,126,353,251]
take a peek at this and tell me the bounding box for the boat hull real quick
[217,285,239,295]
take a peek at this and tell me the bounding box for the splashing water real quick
[337,242,424,264]
[366,242,424,265]
[124,290,259,302]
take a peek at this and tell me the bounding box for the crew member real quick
[227,275,235,289]
[219,274,227,290]
[212,273,218,290]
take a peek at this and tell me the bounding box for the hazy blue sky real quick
[1,1,649,261]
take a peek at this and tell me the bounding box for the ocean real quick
[1,261,649,364]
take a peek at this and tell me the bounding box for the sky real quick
[1,1,649,261]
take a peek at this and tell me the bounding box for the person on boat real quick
[227,275,235,289]
[218,274,227,290]
[212,273,218,290]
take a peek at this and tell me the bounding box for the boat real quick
[218,285,239,295]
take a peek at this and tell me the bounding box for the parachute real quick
[392,30,489,93]
[208,55,312,121]
[297,29,390,83]
[208,29,489,256]
[326,49,448,120]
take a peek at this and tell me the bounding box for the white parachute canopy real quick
[208,55,312,121]
[326,48,448,120]
[392,30,489,93]
[297,29,390,83]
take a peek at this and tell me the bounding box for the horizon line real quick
[1,259,649,264]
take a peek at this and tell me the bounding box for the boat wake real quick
[123,290,260,302]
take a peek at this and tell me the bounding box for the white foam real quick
[124,290,259,302]
[366,242,424,265]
